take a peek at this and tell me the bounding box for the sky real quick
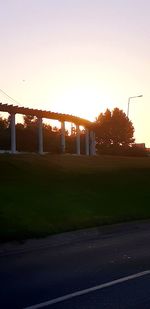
[0,0,149,145]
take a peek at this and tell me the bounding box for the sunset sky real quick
[0,0,149,145]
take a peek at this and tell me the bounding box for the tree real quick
[95,109,112,146]
[0,117,8,130]
[23,115,37,128]
[43,123,52,132]
[94,108,135,150]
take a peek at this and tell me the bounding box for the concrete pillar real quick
[76,124,80,155]
[38,117,43,154]
[90,131,96,156]
[60,121,65,153]
[93,132,96,155]
[10,113,16,154]
[89,131,93,156]
[85,128,89,156]
[90,130,94,156]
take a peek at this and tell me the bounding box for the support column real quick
[60,121,65,153]
[10,113,16,154]
[76,124,80,155]
[85,128,89,156]
[90,130,94,156]
[93,132,96,155]
[90,131,96,156]
[38,117,43,154]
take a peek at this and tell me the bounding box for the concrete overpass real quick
[0,103,96,155]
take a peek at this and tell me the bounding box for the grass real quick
[0,154,150,242]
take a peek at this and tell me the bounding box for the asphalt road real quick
[1,221,150,309]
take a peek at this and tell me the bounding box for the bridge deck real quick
[0,103,91,127]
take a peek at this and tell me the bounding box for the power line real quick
[0,88,23,107]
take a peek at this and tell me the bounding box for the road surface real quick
[1,221,150,308]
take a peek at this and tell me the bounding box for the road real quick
[1,221,150,309]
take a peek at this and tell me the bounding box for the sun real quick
[47,85,115,122]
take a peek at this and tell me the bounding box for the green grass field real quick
[1,154,150,242]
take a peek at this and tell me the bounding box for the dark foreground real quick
[1,221,150,308]
[1,154,150,242]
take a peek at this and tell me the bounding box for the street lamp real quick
[127,95,143,118]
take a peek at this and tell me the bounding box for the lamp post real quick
[127,95,143,118]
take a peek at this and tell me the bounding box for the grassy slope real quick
[0,154,150,242]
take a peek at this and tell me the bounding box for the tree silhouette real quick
[23,115,37,128]
[0,117,8,130]
[94,108,135,150]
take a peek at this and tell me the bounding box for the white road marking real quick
[23,270,150,309]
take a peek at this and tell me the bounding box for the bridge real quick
[0,103,96,155]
